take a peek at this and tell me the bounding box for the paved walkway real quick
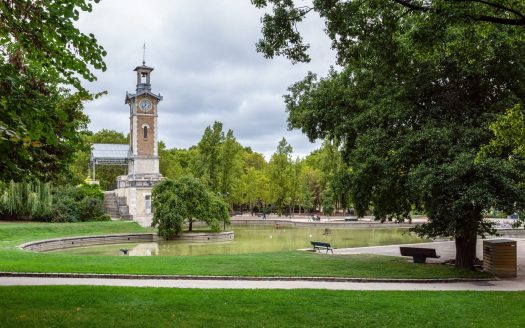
[1,276,524,291]
[335,238,525,278]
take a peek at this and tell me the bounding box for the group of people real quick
[310,214,321,222]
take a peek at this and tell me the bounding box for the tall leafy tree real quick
[253,1,525,269]
[0,0,106,181]
[268,138,293,215]
[219,129,243,203]
[195,121,224,191]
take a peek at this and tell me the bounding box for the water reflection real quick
[56,225,426,257]
[121,242,158,256]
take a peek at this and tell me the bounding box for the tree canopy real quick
[253,0,525,269]
[0,0,107,92]
[0,0,106,181]
[252,0,525,64]
[151,176,230,239]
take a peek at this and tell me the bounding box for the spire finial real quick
[142,43,146,66]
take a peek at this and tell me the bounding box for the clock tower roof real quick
[134,64,154,72]
[125,90,163,104]
[125,62,163,104]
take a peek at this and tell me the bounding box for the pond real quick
[50,225,426,256]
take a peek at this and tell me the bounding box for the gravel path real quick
[1,276,525,291]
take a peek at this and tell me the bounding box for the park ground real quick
[0,220,524,327]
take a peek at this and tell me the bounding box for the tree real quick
[252,1,525,64]
[0,0,107,92]
[288,157,301,216]
[219,129,243,205]
[151,176,230,239]
[253,1,525,269]
[299,165,322,212]
[268,138,293,216]
[0,74,90,181]
[195,121,225,191]
[321,188,335,216]
[0,0,106,181]
[241,167,269,214]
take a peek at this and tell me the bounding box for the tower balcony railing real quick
[117,174,163,189]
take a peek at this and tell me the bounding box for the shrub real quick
[79,197,110,222]
[0,181,52,220]
[77,183,104,200]
[51,187,80,222]
[51,184,108,222]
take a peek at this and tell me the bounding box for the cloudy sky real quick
[77,1,335,159]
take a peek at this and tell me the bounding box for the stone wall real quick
[20,233,157,252]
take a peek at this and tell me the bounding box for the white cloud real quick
[77,0,334,160]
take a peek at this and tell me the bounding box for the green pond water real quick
[51,225,426,256]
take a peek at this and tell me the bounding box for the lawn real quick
[0,286,523,328]
[0,221,489,279]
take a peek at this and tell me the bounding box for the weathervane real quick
[142,43,146,65]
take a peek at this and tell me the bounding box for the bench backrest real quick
[400,247,437,257]
[311,241,331,247]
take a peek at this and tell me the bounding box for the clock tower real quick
[114,61,163,219]
[125,63,163,176]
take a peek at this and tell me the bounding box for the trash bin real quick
[483,239,517,278]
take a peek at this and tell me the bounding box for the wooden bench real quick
[311,241,333,254]
[399,247,440,263]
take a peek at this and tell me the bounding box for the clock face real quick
[139,99,152,112]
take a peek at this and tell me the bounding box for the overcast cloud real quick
[77,0,335,159]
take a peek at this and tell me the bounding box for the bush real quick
[0,181,52,220]
[50,186,79,222]
[77,183,104,200]
[79,197,110,222]
[51,184,108,222]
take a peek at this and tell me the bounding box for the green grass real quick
[0,221,489,279]
[0,286,523,327]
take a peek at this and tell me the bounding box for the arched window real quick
[143,126,148,139]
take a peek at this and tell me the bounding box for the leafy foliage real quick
[0,0,107,92]
[0,0,106,181]
[158,123,352,216]
[0,181,107,222]
[252,0,525,64]
[151,176,230,239]
[50,184,109,222]
[479,104,525,158]
[0,181,52,219]
[253,0,525,268]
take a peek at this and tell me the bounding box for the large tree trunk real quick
[189,219,193,232]
[455,206,483,270]
[455,231,477,269]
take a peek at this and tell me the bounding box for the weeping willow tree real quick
[0,181,52,219]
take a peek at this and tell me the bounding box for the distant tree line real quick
[69,123,353,217]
